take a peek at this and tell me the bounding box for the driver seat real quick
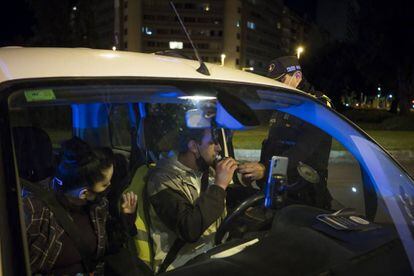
[125,115,179,271]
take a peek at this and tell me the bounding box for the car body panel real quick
[0,47,292,90]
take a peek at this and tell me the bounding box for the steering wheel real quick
[214,193,265,245]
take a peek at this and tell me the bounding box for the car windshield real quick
[6,79,414,273]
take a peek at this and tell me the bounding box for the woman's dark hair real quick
[54,137,114,192]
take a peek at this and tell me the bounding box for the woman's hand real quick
[121,191,138,214]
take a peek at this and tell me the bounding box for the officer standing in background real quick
[239,56,333,209]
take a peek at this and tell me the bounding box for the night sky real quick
[284,0,318,21]
[0,1,34,46]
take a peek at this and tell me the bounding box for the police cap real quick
[267,56,302,80]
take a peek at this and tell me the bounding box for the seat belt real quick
[21,179,96,273]
[142,174,185,274]
[157,239,185,274]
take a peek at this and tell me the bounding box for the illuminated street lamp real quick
[296,46,304,59]
[242,67,254,71]
[220,53,226,66]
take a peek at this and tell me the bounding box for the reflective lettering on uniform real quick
[286,66,296,72]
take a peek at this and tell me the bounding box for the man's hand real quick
[121,191,138,214]
[215,157,238,190]
[238,162,265,181]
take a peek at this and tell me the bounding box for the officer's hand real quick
[215,157,238,190]
[238,162,266,181]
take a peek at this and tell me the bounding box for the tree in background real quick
[355,0,414,115]
[304,0,414,115]
[302,41,367,110]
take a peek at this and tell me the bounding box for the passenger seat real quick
[12,127,54,193]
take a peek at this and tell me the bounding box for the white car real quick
[0,47,413,275]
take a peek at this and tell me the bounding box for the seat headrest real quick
[13,127,54,182]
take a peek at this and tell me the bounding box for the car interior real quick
[5,80,413,275]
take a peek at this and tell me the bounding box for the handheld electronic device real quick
[264,156,289,208]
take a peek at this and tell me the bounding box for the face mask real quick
[88,188,110,204]
[286,75,294,87]
[286,72,300,88]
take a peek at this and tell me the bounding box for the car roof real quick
[0,47,293,90]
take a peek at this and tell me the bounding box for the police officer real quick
[239,56,333,209]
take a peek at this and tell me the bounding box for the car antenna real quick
[169,1,211,76]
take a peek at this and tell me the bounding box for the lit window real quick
[277,22,281,29]
[169,41,183,49]
[236,21,240,28]
[247,21,256,30]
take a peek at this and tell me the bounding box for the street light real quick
[220,53,226,66]
[296,46,304,59]
[242,67,254,71]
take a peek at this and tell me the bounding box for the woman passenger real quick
[23,136,137,275]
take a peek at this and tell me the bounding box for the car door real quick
[0,84,30,276]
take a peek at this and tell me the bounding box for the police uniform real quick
[261,56,332,209]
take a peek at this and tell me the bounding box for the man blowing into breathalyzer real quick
[146,127,237,272]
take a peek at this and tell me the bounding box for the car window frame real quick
[2,76,414,272]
